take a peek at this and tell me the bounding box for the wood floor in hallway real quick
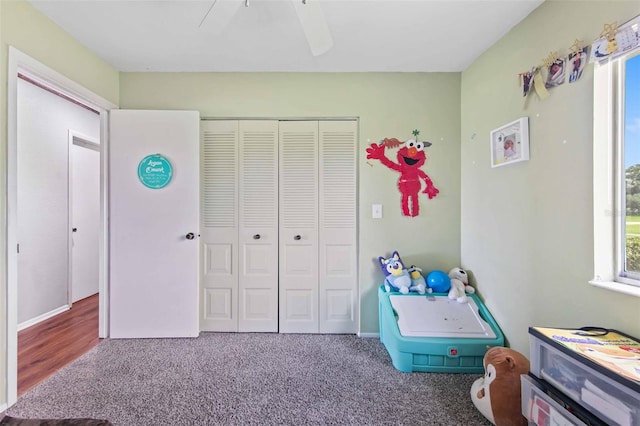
[18,294,99,396]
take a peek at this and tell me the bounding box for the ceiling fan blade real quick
[292,0,333,57]
[199,0,243,35]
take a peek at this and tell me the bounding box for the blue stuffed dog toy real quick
[378,251,412,294]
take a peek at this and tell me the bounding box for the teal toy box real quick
[378,286,504,373]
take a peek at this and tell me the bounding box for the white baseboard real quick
[18,304,70,331]
[357,332,380,338]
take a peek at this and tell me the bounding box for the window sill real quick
[588,280,640,298]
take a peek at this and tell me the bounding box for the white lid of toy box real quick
[389,294,497,338]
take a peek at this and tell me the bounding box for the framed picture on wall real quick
[490,117,529,168]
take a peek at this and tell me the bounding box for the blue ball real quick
[427,270,451,293]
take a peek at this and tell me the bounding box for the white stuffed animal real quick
[447,267,475,303]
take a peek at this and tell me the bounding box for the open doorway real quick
[7,47,116,405]
[16,75,100,329]
[15,74,100,397]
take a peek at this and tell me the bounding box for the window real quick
[621,52,640,283]
[592,39,640,297]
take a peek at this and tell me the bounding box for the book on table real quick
[530,327,640,384]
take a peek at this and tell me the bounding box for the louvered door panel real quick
[319,121,358,333]
[200,120,239,332]
[238,120,278,332]
[278,121,319,333]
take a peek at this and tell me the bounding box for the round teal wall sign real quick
[138,154,173,189]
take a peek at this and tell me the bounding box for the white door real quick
[109,110,200,338]
[238,120,279,332]
[318,120,358,333]
[69,133,100,303]
[279,121,319,333]
[200,120,239,332]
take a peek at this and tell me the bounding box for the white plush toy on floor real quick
[448,267,475,303]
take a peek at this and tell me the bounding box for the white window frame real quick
[592,47,640,298]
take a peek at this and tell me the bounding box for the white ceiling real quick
[29,0,544,72]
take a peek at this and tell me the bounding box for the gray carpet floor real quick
[8,333,492,425]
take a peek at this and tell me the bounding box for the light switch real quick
[372,204,383,219]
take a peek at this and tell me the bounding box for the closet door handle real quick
[253,234,261,240]
[294,235,301,240]
[185,232,196,240]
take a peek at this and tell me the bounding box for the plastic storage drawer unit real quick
[522,374,586,426]
[529,327,640,426]
[521,374,607,426]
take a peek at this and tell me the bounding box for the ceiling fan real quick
[199,0,333,57]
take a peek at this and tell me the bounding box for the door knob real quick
[72,228,78,232]
[294,235,301,240]
[186,232,195,240]
[253,234,261,240]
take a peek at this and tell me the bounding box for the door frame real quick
[68,130,101,305]
[6,47,116,406]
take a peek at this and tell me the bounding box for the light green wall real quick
[120,72,462,333]
[461,0,640,356]
[0,0,119,407]
[1,0,119,104]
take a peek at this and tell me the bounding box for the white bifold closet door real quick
[238,120,279,332]
[200,119,357,334]
[279,120,358,334]
[200,120,238,332]
[278,121,319,333]
[200,120,279,332]
[318,120,358,334]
